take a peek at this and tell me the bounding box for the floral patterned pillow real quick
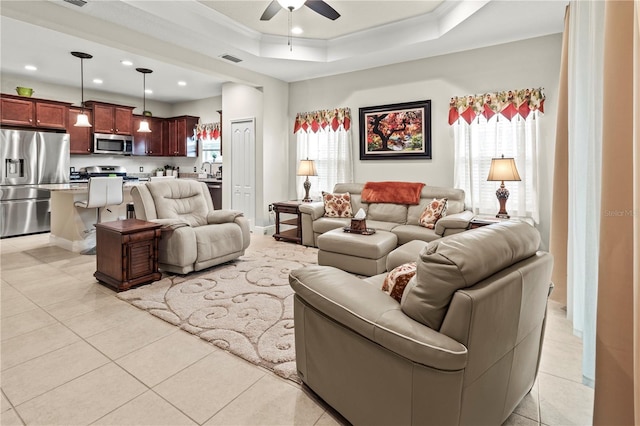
[322,192,353,218]
[419,198,448,229]
[382,262,417,302]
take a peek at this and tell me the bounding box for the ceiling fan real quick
[260,0,340,21]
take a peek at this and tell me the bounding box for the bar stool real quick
[74,176,124,254]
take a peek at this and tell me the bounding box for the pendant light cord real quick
[142,73,146,112]
[80,57,85,113]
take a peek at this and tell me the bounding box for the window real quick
[201,137,220,163]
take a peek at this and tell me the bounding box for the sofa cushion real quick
[367,203,408,223]
[419,198,448,229]
[401,221,541,330]
[382,262,417,302]
[194,222,244,262]
[323,192,353,218]
[392,224,441,245]
[147,180,210,226]
[313,217,351,234]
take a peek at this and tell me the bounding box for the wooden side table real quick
[272,200,303,244]
[94,219,162,291]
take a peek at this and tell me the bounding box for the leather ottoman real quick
[317,228,398,276]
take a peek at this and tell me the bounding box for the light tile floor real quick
[0,233,593,425]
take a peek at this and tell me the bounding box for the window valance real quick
[196,122,220,140]
[448,88,545,125]
[293,108,351,133]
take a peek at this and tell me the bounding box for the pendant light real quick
[136,67,153,133]
[71,51,92,127]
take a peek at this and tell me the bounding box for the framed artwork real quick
[359,100,431,160]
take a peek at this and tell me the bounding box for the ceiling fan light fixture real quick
[277,0,305,11]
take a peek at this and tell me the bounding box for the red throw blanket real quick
[361,181,425,205]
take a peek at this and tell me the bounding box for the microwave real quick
[93,133,133,155]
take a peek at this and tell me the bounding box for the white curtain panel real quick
[296,128,353,200]
[453,113,540,223]
[566,0,604,388]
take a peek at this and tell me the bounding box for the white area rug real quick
[117,240,318,382]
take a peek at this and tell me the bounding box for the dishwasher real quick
[206,182,222,210]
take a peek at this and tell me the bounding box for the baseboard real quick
[254,225,275,236]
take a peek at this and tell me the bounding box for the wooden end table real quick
[94,219,162,291]
[272,200,304,244]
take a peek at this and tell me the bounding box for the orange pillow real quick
[322,192,353,218]
[419,198,448,229]
[382,262,417,302]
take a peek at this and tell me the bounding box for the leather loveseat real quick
[299,182,474,247]
[289,221,553,425]
[131,179,250,274]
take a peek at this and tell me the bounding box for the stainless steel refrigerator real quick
[0,129,70,238]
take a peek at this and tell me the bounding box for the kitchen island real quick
[46,182,142,252]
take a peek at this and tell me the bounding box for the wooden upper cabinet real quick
[1,94,70,129]
[132,116,163,156]
[85,101,134,135]
[68,107,92,154]
[164,116,198,157]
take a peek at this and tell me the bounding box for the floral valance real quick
[196,122,220,140]
[293,108,351,133]
[448,88,545,125]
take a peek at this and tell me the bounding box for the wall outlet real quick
[268,204,273,212]
[139,166,144,172]
[194,166,197,172]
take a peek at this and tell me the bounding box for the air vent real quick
[63,0,87,6]
[220,54,242,63]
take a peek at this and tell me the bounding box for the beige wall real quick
[288,34,562,249]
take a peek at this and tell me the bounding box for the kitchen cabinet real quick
[84,100,134,135]
[68,107,92,154]
[132,115,164,156]
[164,115,198,157]
[1,94,70,130]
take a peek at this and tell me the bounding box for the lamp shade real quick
[487,156,521,182]
[137,119,151,133]
[74,112,91,128]
[297,159,317,177]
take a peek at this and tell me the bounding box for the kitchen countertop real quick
[38,181,144,191]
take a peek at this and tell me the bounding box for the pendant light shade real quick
[136,67,153,133]
[71,51,93,128]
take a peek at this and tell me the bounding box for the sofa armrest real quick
[435,210,474,236]
[299,202,325,220]
[149,218,191,230]
[290,265,467,370]
[207,210,244,224]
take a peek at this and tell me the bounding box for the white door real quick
[231,118,256,229]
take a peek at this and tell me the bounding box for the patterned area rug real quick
[117,240,318,382]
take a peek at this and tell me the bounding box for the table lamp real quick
[297,159,317,202]
[487,155,521,218]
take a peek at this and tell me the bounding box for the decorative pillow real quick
[419,198,448,229]
[322,192,353,218]
[382,262,417,302]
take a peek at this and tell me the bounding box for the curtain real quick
[452,107,541,222]
[294,108,353,199]
[566,0,605,388]
[593,0,637,423]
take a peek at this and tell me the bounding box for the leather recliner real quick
[131,179,250,274]
[289,221,553,425]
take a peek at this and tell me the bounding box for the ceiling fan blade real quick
[305,0,340,20]
[260,0,282,21]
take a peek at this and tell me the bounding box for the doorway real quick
[231,118,256,229]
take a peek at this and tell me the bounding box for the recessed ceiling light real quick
[121,60,133,66]
[24,65,37,71]
[144,89,153,94]
[291,27,303,35]
[93,78,103,84]
[178,81,187,86]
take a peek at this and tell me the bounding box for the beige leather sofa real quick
[299,182,474,247]
[290,222,553,425]
[131,180,250,274]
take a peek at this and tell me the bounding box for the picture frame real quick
[359,100,432,160]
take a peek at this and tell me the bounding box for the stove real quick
[73,165,138,182]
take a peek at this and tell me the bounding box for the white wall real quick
[288,34,562,249]
[171,96,221,123]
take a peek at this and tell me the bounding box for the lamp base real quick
[495,182,510,219]
[302,177,312,202]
